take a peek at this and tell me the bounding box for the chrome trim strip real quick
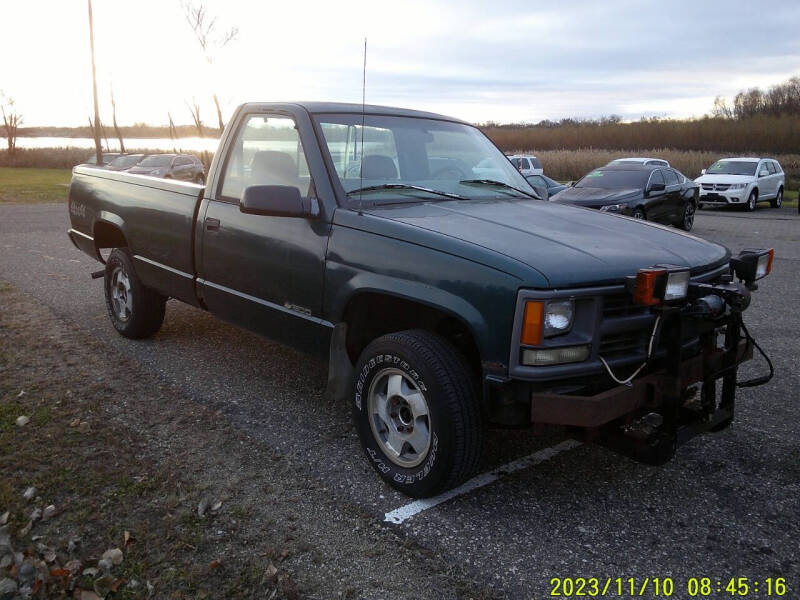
[196,278,334,328]
[133,255,193,279]
[68,228,94,241]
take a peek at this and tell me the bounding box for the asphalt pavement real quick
[0,202,797,598]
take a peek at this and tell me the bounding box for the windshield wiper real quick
[346,183,467,201]
[459,179,540,199]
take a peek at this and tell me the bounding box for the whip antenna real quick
[358,37,367,215]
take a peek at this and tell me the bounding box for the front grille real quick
[602,293,649,318]
[598,330,647,357]
[701,183,730,191]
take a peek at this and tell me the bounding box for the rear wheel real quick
[632,207,646,220]
[104,248,166,339]
[352,330,483,498]
[771,187,783,208]
[677,201,696,231]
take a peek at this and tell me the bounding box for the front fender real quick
[324,225,523,376]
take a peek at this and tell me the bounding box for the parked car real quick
[550,164,697,230]
[127,153,205,183]
[105,154,146,171]
[82,152,121,167]
[507,154,543,176]
[695,158,784,211]
[607,157,670,167]
[67,101,772,497]
[526,174,567,197]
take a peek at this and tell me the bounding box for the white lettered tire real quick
[352,330,483,497]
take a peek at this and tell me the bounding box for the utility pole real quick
[87,0,103,165]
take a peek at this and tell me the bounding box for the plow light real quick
[627,266,690,306]
[731,248,774,283]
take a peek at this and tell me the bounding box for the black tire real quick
[632,207,646,220]
[104,248,166,339]
[746,190,757,211]
[770,187,783,208]
[677,201,696,231]
[352,329,484,498]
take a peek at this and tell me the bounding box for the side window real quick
[177,157,190,166]
[219,115,312,202]
[649,170,665,188]
[758,162,770,177]
[509,157,521,169]
[664,169,679,186]
[527,175,544,186]
[531,157,542,169]
[772,161,783,174]
[766,161,776,174]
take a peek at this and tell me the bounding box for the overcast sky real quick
[3,0,799,127]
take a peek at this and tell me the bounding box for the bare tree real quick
[0,92,22,156]
[186,98,205,138]
[110,85,125,153]
[87,0,103,165]
[181,1,238,133]
[167,112,179,153]
[711,96,733,119]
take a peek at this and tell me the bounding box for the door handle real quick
[205,218,220,231]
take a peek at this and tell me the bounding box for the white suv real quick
[695,158,784,211]
[507,155,543,176]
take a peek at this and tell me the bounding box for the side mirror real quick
[700,169,706,175]
[647,182,666,196]
[240,185,315,218]
[759,169,769,178]
[531,185,549,201]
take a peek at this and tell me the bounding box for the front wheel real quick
[352,330,483,498]
[746,190,757,211]
[631,207,646,220]
[677,201,696,231]
[104,248,166,339]
[771,188,783,208]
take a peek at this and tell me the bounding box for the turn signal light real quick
[521,301,544,346]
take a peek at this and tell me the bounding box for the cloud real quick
[3,0,799,126]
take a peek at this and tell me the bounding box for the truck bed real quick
[67,166,204,304]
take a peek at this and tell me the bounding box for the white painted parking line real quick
[384,439,582,524]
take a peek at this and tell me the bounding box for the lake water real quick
[6,136,221,152]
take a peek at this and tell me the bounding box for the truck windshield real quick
[706,160,758,176]
[315,114,536,204]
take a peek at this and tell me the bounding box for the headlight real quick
[544,299,574,337]
[728,183,747,190]
[520,299,574,346]
[600,204,624,212]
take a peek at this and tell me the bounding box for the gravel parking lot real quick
[0,202,797,598]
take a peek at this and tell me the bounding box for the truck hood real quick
[694,174,755,184]
[550,186,640,207]
[362,199,730,288]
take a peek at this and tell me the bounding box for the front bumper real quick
[698,189,747,205]
[529,338,751,427]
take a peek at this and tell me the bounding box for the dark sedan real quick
[127,153,205,183]
[550,165,698,231]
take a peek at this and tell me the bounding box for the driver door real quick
[197,113,331,355]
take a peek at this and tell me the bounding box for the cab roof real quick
[238,101,468,124]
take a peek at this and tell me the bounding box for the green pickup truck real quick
[67,102,773,497]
